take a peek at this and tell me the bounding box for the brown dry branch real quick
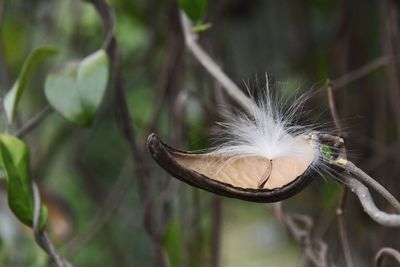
[331,56,390,90]
[86,0,171,266]
[330,159,400,227]
[311,133,400,227]
[179,11,254,115]
[380,0,400,132]
[326,81,353,267]
[270,203,330,267]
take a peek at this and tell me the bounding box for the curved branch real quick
[345,177,400,227]
[331,159,400,213]
[314,134,400,227]
[375,247,400,267]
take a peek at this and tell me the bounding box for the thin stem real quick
[336,188,353,267]
[210,196,222,267]
[326,80,353,267]
[63,163,132,257]
[270,203,330,267]
[87,0,170,266]
[326,80,343,135]
[179,11,254,115]
[331,56,390,89]
[32,182,70,267]
[16,105,52,137]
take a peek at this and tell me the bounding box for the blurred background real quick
[0,0,399,266]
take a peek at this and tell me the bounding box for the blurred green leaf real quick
[45,49,109,127]
[4,46,58,123]
[0,135,47,228]
[192,22,212,33]
[179,0,208,22]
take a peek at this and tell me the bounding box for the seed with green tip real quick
[320,145,334,160]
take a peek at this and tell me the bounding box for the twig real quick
[380,0,400,132]
[326,81,353,267]
[331,162,400,227]
[87,0,170,266]
[210,196,222,267]
[16,105,53,138]
[32,182,70,267]
[326,80,343,135]
[336,188,353,267]
[331,56,390,90]
[332,159,400,213]
[63,163,132,257]
[375,247,400,267]
[179,11,254,115]
[313,133,400,227]
[270,203,330,267]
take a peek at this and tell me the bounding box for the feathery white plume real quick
[210,78,320,164]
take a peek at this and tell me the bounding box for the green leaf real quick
[179,0,208,22]
[0,135,47,228]
[45,49,109,127]
[4,46,58,123]
[192,22,212,33]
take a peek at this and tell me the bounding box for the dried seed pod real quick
[147,133,317,203]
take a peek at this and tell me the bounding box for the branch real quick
[336,187,353,267]
[326,81,353,267]
[63,163,132,257]
[308,132,400,229]
[87,0,170,266]
[32,182,71,267]
[326,80,343,135]
[329,158,400,227]
[375,247,400,267]
[179,11,254,115]
[270,203,330,267]
[331,56,390,90]
[16,105,52,138]
[332,159,400,213]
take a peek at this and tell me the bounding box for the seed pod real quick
[147,133,317,203]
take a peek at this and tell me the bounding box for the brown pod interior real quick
[147,133,317,203]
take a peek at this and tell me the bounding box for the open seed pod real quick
[147,133,318,203]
